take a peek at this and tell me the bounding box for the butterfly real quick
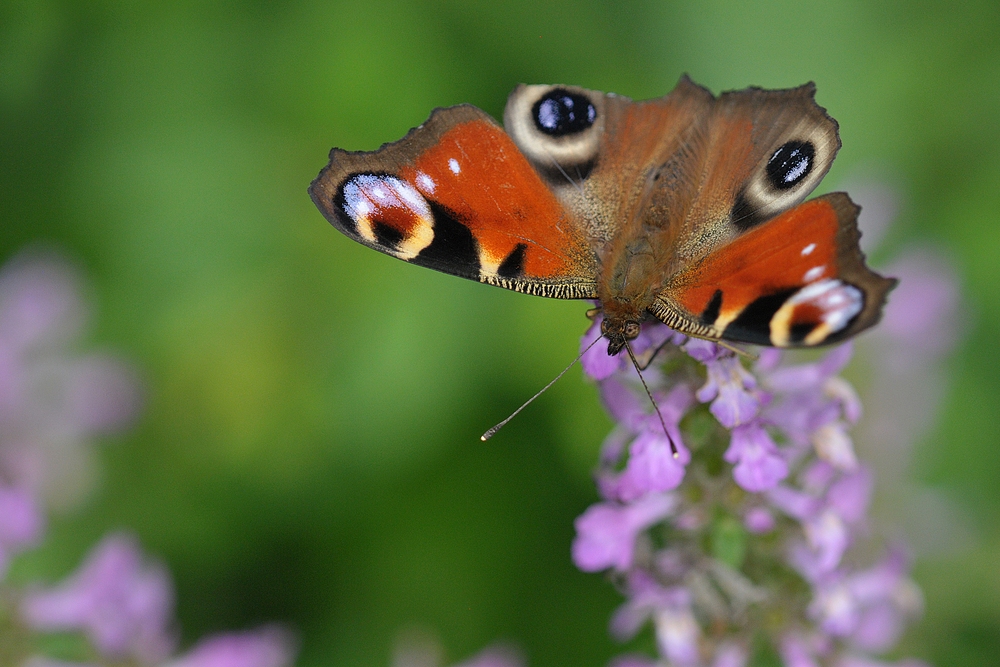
[309,76,895,356]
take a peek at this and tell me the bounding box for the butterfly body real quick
[310,77,894,353]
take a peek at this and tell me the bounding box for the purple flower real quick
[596,383,693,501]
[610,579,702,666]
[619,427,690,498]
[725,422,788,492]
[0,250,85,353]
[572,494,676,572]
[743,507,776,534]
[581,317,623,380]
[780,633,824,667]
[0,250,141,511]
[877,249,958,356]
[693,351,760,428]
[21,532,175,662]
[653,591,701,667]
[806,547,922,650]
[711,643,748,667]
[164,626,295,667]
[0,483,44,578]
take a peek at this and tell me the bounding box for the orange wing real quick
[309,105,599,299]
[654,193,896,346]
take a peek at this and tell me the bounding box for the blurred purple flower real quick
[726,422,788,492]
[164,626,295,667]
[572,494,676,572]
[0,249,141,511]
[0,247,297,667]
[0,483,44,579]
[743,507,776,534]
[21,532,176,662]
[711,643,748,667]
[691,347,760,428]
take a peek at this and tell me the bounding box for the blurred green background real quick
[2,1,999,665]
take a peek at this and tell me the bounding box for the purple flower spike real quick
[572,494,676,572]
[21,532,175,662]
[165,626,294,667]
[726,422,788,492]
[575,299,933,667]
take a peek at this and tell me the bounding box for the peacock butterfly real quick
[309,77,895,356]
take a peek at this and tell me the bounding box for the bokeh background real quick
[2,1,999,665]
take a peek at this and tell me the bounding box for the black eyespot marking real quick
[497,243,527,279]
[532,89,596,136]
[723,289,797,345]
[412,201,480,279]
[766,141,814,190]
[701,289,723,325]
[372,221,404,249]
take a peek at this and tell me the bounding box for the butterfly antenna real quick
[481,335,602,441]
[624,341,678,458]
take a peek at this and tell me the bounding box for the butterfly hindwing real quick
[654,193,896,347]
[309,105,599,299]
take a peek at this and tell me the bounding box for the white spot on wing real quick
[801,243,816,256]
[803,265,826,282]
[448,158,460,174]
[416,172,436,193]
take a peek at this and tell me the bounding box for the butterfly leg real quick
[714,339,758,361]
[634,338,675,370]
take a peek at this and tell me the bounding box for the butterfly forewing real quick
[309,105,599,299]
